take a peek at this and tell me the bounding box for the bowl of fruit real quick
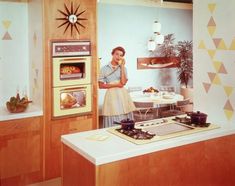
[143,87,159,96]
[6,93,32,113]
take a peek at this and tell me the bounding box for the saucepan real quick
[114,119,135,130]
[187,111,208,125]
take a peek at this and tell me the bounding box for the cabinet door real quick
[0,117,43,185]
[51,118,93,148]
[45,117,93,179]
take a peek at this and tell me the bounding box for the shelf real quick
[0,104,43,121]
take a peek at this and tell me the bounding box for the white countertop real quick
[61,119,235,166]
[0,104,43,121]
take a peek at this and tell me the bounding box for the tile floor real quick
[27,178,61,186]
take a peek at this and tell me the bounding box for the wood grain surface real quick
[62,134,235,186]
[43,0,98,179]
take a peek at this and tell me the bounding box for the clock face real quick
[56,2,87,35]
[68,14,77,24]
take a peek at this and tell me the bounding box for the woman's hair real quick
[111,46,125,56]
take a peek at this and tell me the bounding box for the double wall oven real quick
[51,40,92,118]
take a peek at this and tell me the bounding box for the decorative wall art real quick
[56,2,87,36]
[195,1,235,123]
[2,20,12,40]
[137,57,180,69]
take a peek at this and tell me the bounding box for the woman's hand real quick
[119,58,127,85]
[120,58,126,66]
[116,82,124,88]
[98,81,124,89]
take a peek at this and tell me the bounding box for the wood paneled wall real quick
[42,0,98,179]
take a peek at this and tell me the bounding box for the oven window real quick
[60,62,85,80]
[60,90,86,109]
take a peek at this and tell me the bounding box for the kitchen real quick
[0,0,235,185]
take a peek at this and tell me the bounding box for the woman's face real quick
[112,50,124,63]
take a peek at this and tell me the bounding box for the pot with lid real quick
[187,111,208,125]
[114,118,135,130]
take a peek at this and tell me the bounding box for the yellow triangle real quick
[208,4,216,13]
[32,87,35,95]
[224,109,233,120]
[198,40,206,49]
[207,50,216,59]
[229,38,235,50]
[212,74,221,85]
[2,20,11,29]
[32,62,36,69]
[208,26,216,37]
[224,86,233,97]
[218,39,227,50]
[213,61,221,72]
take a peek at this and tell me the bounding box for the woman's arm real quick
[98,81,124,89]
[120,59,128,85]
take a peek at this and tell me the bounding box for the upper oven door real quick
[52,56,91,87]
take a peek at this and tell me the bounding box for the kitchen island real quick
[61,118,235,186]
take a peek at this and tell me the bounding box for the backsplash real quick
[0,1,43,109]
[0,2,29,106]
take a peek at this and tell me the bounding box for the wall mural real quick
[2,20,12,40]
[198,3,234,121]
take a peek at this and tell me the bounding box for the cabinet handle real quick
[60,58,87,62]
[69,128,78,132]
[61,87,86,91]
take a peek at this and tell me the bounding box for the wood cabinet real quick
[0,0,97,184]
[0,117,43,186]
[62,134,235,186]
[44,117,93,179]
[43,0,98,179]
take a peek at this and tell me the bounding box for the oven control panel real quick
[52,40,91,57]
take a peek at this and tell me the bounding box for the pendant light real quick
[147,39,156,51]
[154,33,164,45]
[152,21,161,33]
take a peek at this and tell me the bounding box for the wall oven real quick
[53,85,91,117]
[51,40,92,118]
[53,56,91,87]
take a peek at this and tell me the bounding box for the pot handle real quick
[113,121,121,125]
[186,112,193,116]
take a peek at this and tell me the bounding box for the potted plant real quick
[152,34,178,85]
[176,40,193,101]
[152,33,177,57]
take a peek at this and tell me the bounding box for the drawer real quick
[0,117,41,137]
[51,118,93,148]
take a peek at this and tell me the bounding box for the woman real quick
[99,46,136,128]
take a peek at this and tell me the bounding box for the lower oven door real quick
[53,84,92,118]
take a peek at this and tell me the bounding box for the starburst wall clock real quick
[56,2,87,36]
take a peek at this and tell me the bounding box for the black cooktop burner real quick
[173,116,211,127]
[116,128,155,140]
